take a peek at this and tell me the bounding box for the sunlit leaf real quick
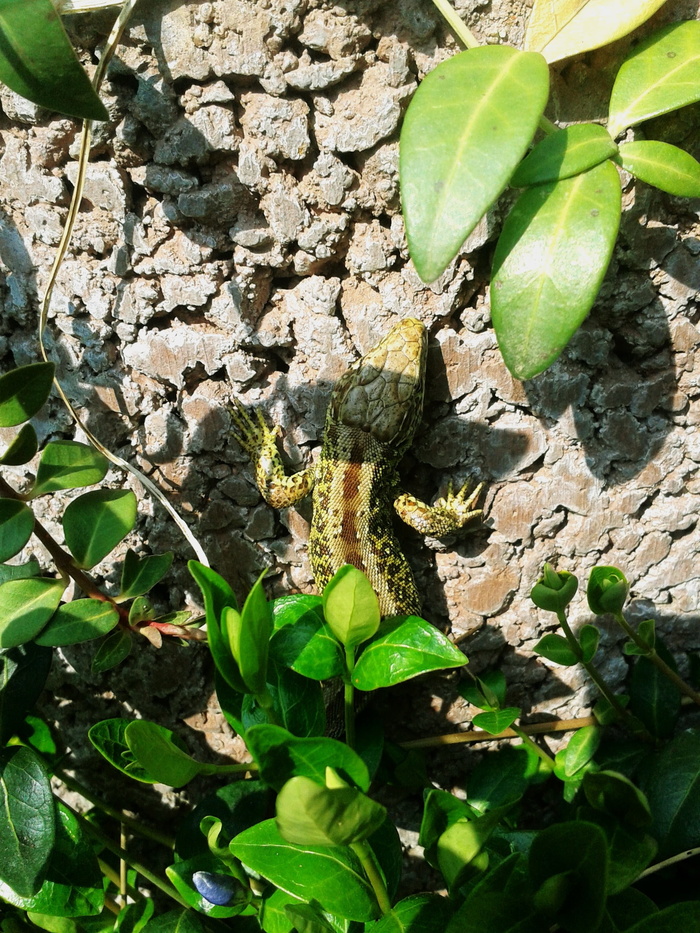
[400,45,549,282]
[63,489,137,569]
[616,140,700,197]
[525,0,669,63]
[491,159,621,378]
[608,21,700,137]
[512,123,618,187]
[0,363,54,427]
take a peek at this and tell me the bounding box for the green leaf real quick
[472,708,521,735]
[270,600,344,681]
[627,902,700,932]
[419,789,478,869]
[400,46,549,282]
[125,721,203,788]
[231,570,272,696]
[0,800,103,916]
[531,564,579,612]
[641,728,700,858]
[119,549,173,599]
[230,818,380,922]
[322,565,380,648]
[245,723,370,792]
[624,618,656,656]
[284,902,335,933]
[188,560,243,693]
[276,775,386,846]
[525,0,669,64]
[609,20,700,137]
[0,577,65,648]
[0,642,52,744]
[458,669,507,711]
[467,745,546,811]
[616,139,700,197]
[606,889,658,931]
[0,746,55,898]
[0,558,40,584]
[31,441,108,497]
[0,0,108,121]
[0,362,54,427]
[0,423,38,465]
[583,771,652,829]
[241,658,325,738]
[437,807,510,889]
[512,124,618,187]
[558,725,601,778]
[92,628,132,673]
[629,639,681,739]
[579,625,600,663]
[371,894,453,933]
[352,615,466,690]
[0,499,34,562]
[491,159,621,378]
[114,899,155,933]
[34,598,119,647]
[142,910,205,933]
[533,633,578,666]
[62,489,137,569]
[529,821,608,933]
[88,718,158,783]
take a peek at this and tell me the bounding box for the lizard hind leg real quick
[230,399,315,509]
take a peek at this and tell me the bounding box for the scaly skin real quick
[231,318,483,616]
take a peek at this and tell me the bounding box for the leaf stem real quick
[429,0,479,48]
[613,611,700,706]
[56,769,175,847]
[350,839,392,916]
[639,846,700,879]
[65,803,188,907]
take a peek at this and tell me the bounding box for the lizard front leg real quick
[230,399,315,508]
[394,480,484,537]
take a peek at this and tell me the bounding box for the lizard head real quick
[327,317,427,451]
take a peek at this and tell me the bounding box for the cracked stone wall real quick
[2,0,700,775]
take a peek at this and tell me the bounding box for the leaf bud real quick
[530,563,578,612]
[587,566,629,615]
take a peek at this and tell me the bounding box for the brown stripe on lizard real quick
[231,318,484,617]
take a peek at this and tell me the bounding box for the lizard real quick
[231,317,483,617]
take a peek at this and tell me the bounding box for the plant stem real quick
[639,846,700,879]
[351,840,392,916]
[510,725,554,767]
[429,0,479,48]
[613,611,700,706]
[344,645,356,748]
[72,808,188,907]
[538,115,559,136]
[56,769,175,847]
[257,688,282,726]
[556,610,653,742]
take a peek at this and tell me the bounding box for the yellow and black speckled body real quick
[231,318,482,617]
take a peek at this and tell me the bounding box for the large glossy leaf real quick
[125,720,203,788]
[230,818,380,922]
[88,719,158,784]
[491,159,621,379]
[352,615,466,690]
[525,0,669,63]
[0,800,103,916]
[0,499,34,562]
[34,598,119,647]
[0,642,53,745]
[0,746,55,898]
[616,140,700,197]
[0,363,54,427]
[0,577,65,648]
[371,894,454,933]
[276,775,387,846]
[142,910,205,933]
[608,21,700,137]
[270,599,344,680]
[31,441,108,497]
[0,0,108,120]
[400,45,549,283]
[322,565,379,648]
[63,489,137,569]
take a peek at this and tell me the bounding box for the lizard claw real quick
[435,480,484,528]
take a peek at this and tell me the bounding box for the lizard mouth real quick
[328,318,428,446]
